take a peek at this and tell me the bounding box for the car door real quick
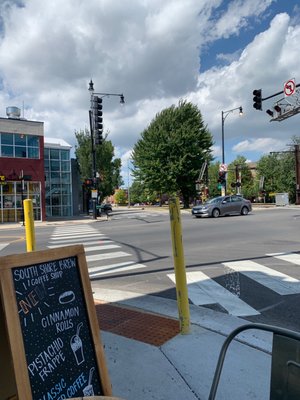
[230,195,244,214]
[220,196,233,215]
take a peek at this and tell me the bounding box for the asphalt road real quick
[1,206,300,331]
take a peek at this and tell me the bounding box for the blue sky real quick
[0,0,300,184]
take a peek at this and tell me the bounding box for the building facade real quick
[0,107,76,223]
[0,108,45,223]
[44,138,73,217]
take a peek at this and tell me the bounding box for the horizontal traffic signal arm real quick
[252,83,300,111]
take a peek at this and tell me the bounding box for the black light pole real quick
[221,106,243,195]
[88,80,124,219]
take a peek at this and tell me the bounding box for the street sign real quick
[284,79,296,97]
[219,163,228,172]
[91,189,98,198]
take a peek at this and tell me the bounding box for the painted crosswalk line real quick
[49,233,107,243]
[86,251,131,262]
[168,271,259,316]
[266,252,300,266]
[48,244,119,252]
[0,243,9,252]
[223,260,300,295]
[88,261,146,277]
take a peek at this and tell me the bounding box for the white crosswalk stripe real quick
[0,243,9,252]
[168,272,259,316]
[266,252,300,265]
[48,225,147,277]
[168,252,300,317]
[224,260,300,295]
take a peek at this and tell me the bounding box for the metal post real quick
[221,111,225,165]
[24,199,36,252]
[89,109,97,219]
[169,197,190,334]
[295,145,300,205]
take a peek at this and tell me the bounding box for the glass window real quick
[61,161,70,172]
[61,150,70,160]
[44,148,49,159]
[15,134,26,145]
[15,146,27,158]
[1,133,13,145]
[61,173,71,183]
[50,160,60,171]
[50,172,60,183]
[50,149,60,160]
[28,147,39,158]
[1,145,13,157]
[27,135,39,147]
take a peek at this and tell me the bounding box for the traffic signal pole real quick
[89,109,97,220]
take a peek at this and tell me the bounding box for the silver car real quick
[192,195,252,218]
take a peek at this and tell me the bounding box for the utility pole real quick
[295,145,300,205]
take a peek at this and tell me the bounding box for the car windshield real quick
[205,196,223,205]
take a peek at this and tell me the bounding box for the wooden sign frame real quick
[0,245,112,399]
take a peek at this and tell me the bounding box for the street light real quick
[221,106,243,195]
[221,106,243,165]
[88,79,125,219]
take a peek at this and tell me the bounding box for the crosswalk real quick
[47,224,300,319]
[47,224,147,278]
[168,253,300,317]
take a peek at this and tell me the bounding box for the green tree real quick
[227,156,255,199]
[129,180,158,204]
[132,100,213,208]
[75,129,123,199]
[114,188,127,205]
[257,152,296,203]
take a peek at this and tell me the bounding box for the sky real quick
[0,0,300,186]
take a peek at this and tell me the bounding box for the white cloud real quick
[0,0,299,183]
[232,138,287,153]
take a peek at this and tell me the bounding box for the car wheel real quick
[241,206,249,215]
[212,208,220,218]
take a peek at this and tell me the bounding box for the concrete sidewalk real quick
[93,288,272,400]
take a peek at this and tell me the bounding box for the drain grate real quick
[95,301,180,346]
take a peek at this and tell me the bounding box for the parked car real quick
[192,195,252,218]
[89,202,112,215]
[99,203,112,213]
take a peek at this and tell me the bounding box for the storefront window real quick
[0,181,41,223]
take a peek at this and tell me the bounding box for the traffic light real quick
[93,96,103,145]
[218,171,226,184]
[253,89,262,110]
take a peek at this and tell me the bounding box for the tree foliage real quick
[132,100,213,207]
[75,128,123,199]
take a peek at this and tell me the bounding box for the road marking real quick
[51,232,102,238]
[48,240,113,248]
[0,243,9,251]
[86,251,131,262]
[223,260,300,295]
[168,271,259,316]
[88,261,146,277]
[266,252,300,266]
[48,237,109,245]
[50,233,106,241]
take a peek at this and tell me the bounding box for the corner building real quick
[0,108,45,223]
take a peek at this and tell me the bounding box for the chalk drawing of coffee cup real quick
[83,367,95,396]
[70,322,85,365]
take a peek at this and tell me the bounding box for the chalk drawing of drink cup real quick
[83,367,95,396]
[70,322,85,365]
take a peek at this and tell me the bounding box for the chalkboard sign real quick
[0,245,112,400]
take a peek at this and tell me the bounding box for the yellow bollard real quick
[169,197,190,334]
[24,199,36,252]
